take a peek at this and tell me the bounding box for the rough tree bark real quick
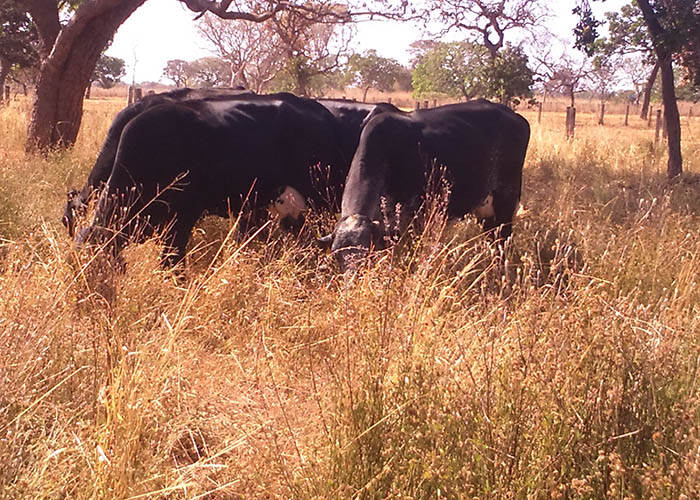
[25,0,147,152]
[657,56,682,177]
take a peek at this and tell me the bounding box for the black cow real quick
[316,99,400,162]
[76,92,376,267]
[320,99,531,269]
[63,92,396,238]
[63,87,251,237]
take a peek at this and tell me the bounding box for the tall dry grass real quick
[1,97,699,499]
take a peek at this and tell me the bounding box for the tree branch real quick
[23,0,61,58]
[180,0,287,22]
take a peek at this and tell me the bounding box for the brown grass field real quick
[1,92,699,499]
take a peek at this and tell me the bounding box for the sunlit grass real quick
[1,96,699,498]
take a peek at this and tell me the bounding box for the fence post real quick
[624,104,629,126]
[387,97,392,104]
[433,99,437,108]
[423,100,429,109]
[134,87,143,101]
[654,108,662,146]
[598,103,605,125]
[147,90,155,96]
[127,86,134,105]
[3,85,9,103]
[662,109,667,139]
[647,107,653,128]
[537,102,542,124]
[566,106,576,139]
[415,101,420,110]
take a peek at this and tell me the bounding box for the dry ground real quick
[1,94,699,499]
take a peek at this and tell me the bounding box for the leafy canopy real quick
[346,50,405,98]
[412,41,533,105]
[0,0,40,68]
[91,54,125,88]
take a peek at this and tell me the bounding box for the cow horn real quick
[316,233,333,249]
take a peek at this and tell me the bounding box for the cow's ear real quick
[316,233,333,249]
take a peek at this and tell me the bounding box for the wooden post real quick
[662,109,667,139]
[387,97,392,104]
[433,99,437,108]
[566,106,576,139]
[147,90,155,96]
[3,85,9,103]
[654,108,662,146]
[598,103,605,125]
[415,101,420,110]
[127,85,134,105]
[537,102,542,124]
[134,87,143,101]
[647,107,653,128]
[423,100,429,109]
[624,104,630,126]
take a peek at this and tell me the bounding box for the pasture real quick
[1,95,699,499]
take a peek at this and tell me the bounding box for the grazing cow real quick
[63,87,251,237]
[77,92,351,267]
[320,99,531,269]
[63,92,396,238]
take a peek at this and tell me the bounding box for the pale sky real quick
[106,0,627,84]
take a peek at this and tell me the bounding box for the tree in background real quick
[8,66,39,96]
[481,44,534,105]
[576,0,700,178]
[188,57,231,87]
[269,4,354,95]
[163,59,191,87]
[86,54,125,98]
[583,3,657,118]
[412,40,533,105]
[0,0,39,103]
[346,50,405,101]
[196,2,354,96]
[619,53,654,105]
[532,45,590,108]
[412,41,487,100]
[587,53,619,110]
[197,13,285,91]
[427,0,548,60]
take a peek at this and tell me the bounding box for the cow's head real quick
[318,214,386,271]
[62,189,86,238]
[269,185,308,232]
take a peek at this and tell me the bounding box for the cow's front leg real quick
[160,215,199,269]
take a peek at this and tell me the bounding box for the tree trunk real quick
[659,57,682,177]
[25,0,147,152]
[640,58,660,119]
[636,0,682,177]
[568,86,575,108]
[0,56,9,104]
